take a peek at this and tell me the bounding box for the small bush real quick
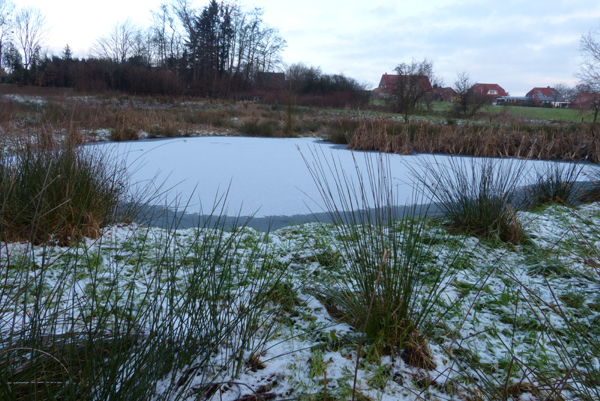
[148,124,180,138]
[110,126,139,141]
[0,141,128,244]
[294,119,323,134]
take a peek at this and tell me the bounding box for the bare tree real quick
[151,2,183,70]
[577,31,600,120]
[256,26,285,73]
[13,6,47,70]
[576,28,600,122]
[238,7,263,83]
[130,28,155,66]
[577,83,600,123]
[92,19,138,63]
[0,0,15,70]
[391,58,435,122]
[452,72,487,117]
[552,83,574,107]
[578,29,600,92]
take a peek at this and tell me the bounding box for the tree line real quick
[1,0,286,96]
[0,0,368,107]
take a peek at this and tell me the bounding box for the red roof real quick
[379,73,433,93]
[434,87,456,96]
[471,83,507,98]
[527,87,551,97]
[526,87,562,102]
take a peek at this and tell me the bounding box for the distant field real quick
[429,101,595,123]
[485,104,594,123]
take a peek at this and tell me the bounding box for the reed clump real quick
[348,118,600,163]
[0,138,128,245]
[411,156,529,243]
[303,149,460,363]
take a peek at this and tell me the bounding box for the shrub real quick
[294,118,323,135]
[0,141,128,245]
[110,126,139,141]
[148,124,180,138]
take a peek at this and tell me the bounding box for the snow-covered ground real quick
[1,94,46,105]
[3,202,600,400]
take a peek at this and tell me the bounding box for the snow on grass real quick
[2,201,600,400]
[2,94,46,105]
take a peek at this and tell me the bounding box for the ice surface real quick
[95,136,590,221]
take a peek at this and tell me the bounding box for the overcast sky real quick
[11,0,600,95]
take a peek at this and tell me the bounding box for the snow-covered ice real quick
[94,136,591,228]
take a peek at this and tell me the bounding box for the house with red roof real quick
[375,73,433,99]
[525,86,569,108]
[434,87,457,102]
[470,83,508,103]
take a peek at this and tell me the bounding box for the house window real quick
[488,89,498,95]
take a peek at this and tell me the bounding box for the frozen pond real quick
[95,136,594,230]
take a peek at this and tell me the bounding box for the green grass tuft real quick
[413,156,528,243]
[525,162,583,209]
[0,141,128,245]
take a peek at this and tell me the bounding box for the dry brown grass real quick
[5,86,597,164]
[0,88,318,142]
[400,330,437,370]
[348,118,411,154]
[0,87,362,146]
[348,118,600,163]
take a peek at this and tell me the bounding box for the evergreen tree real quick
[62,44,73,61]
[3,40,22,72]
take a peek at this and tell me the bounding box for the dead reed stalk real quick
[348,118,600,163]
